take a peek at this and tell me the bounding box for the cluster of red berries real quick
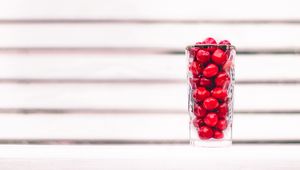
[188,37,233,140]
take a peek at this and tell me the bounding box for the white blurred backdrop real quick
[0,0,299,145]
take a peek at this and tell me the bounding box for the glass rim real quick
[186,44,236,50]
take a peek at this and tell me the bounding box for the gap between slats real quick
[0,47,299,54]
[0,109,300,114]
[1,19,300,24]
[0,139,299,145]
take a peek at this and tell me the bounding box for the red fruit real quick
[222,60,233,73]
[203,37,217,44]
[216,119,228,130]
[203,37,217,53]
[193,118,204,128]
[213,130,224,139]
[193,87,210,102]
[203,97,219,110]
[189,47,199,57]
[194,104,207,118]
[189,77,200,89]
[218,103,228,118]
[219,40,231,45]
[189,61,202,76]
[196,49,210,63]
[203,64,219,78]
[198,126,213,140]
[215,72,230,87]
[204,112,218,127]
[212,49,228,65]
[199,77,213,88]
[211,88,228,101]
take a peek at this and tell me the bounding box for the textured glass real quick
[186,44,236,147]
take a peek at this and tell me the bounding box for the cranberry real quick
[196,49,210,63]
[203,64,218,78]
[222,60,233,73]
[215,72,230,87]
[212,49,228,65]
[203,97,219,110]
[189,77,200,89]
[203,37,217,53]
[193,87,210,102]
[189,61,202,76]
[193,118,204,128]
[199,77,213,88]
[211,88,228,101]
[189,47,199,57]
[203,37,217,44]
[198,126,213,140]
[204,112,218,127]
[218,103,228,118]
[216,119,228,130]
[213,130,224,139]
[219,40,231,45]
[194,104,207,118]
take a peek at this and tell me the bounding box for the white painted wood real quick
[0,84,299,111]
[0,0,299,21]
[0,145,299,170]
[0,53,298,81]
[0,24,299,50]
[0,113,299,140]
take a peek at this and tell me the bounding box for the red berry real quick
[193,87,210,102]
[218,103,228,118]
[213,130,224,139]
[196,49,210,63]
[215,72,230,87]
[216,119,228,130]
[189,47,199,57]
[204,112,218,127]
[203,64,219,78]
[203,37,217,44]
[198,126,213,140]
[199,77,213,88]
[193,118,204,128]
[222,60,233,73]
[211,88,228,101]
[189,61,202,76]
[212,49,228,65]
[189,77,200,89]
[203,97,219,110]
[219,40,231,45]
[194,104,207,118]
[203,37,217,53]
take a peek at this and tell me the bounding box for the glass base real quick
[190,139,232,147]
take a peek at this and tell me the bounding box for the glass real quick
[186,44,236,147]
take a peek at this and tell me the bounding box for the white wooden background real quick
[0,0,300,169]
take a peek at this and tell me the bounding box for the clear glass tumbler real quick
[186,44,236,147]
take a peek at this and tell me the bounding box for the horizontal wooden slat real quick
[0,0,299,21]
[0,53,299,81]
[0,113,299,140]
[0,24,300,50]
[0,84,299,111]
[0,145,300,170]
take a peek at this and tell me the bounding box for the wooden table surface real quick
[0,144,299,170]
